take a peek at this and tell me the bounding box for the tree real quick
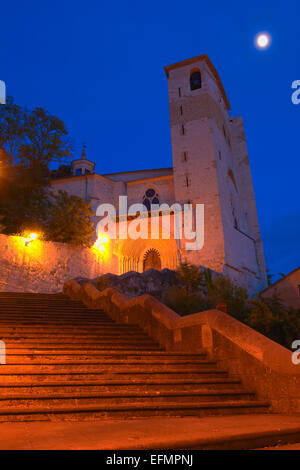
[51,164,72,179]
[0,97,72,167]
[266,269,285,286]
[19,107,72,167]
[0,98,73,234]
[46,190,95,246]
[0,215,5,233]
[0,97,26,165]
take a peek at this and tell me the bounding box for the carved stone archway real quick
[143,248,161,272]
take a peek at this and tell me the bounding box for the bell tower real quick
[164,54,267,293]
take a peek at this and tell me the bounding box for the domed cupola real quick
[71,145,95,176]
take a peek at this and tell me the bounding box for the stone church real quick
[51,54,267,295]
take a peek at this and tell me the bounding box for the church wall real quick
[126,176,175,208]
[51,177,88,201]
[51,174,117,221]
[104,168,173,182]
[51,175,115,204]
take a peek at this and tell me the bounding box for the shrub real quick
[206,276,249,321]
[165,286,209,315]
[164,262,299,349]
[247,296,300,348]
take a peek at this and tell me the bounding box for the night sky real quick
[1,1,299,280]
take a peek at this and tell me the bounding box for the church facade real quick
[51,54,268,295]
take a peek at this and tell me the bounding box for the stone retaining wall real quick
[0,234,116,293]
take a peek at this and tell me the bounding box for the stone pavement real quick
[0,414,300,450]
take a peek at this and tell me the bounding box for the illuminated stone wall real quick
[0,234,118,293]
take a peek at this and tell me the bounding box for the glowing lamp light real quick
[25,232,38,246]
[93,235,109,253]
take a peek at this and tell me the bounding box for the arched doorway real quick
[143,249,161,272]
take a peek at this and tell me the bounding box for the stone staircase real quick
[0,292,269,422]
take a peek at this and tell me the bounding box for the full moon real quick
[255,32,271,49]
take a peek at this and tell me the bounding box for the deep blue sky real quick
[1,0,299,280]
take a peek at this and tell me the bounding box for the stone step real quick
[3,348,187,356]
[0,296,85,300]
[0,311,109,316]
[0,326,149,333]
[0,292,270,423]
[1,343,163,350]
[0,302,95,306]
[0,333,151,340]
[0,316,115,326]
[0,314,111,320]
[0,400,270,422]
[0,294,67,299]
[3,355,208,364]
[0,317,111,323]
[0,325,143,333]
[0,306,81,310]
[1,334,157,341]
[3,338,159,346]
[0,370,228,383]
[0,390,257,407]
[0,362,218,373]
[0,307,92,312]
[0,306,94,315]
[1,332,153,340]
[0,320,114,325]
[0,378,243,394]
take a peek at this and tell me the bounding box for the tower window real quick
[231,197,239,229]
[178,87,182,97]
[190,69,202,90]
[183,151,188,162]
[75,168,82,175]
[180,105,183,115]
[185,176,189,187]
[181,124,185,135]
[228,169,238,192]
